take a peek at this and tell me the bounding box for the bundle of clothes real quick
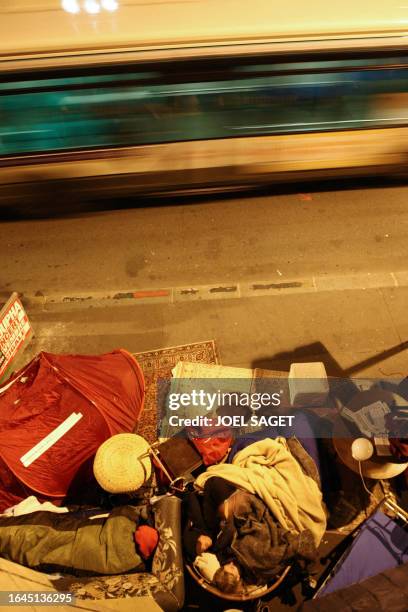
[183,436,327,594]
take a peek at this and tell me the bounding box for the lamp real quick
[84,0,101,14]
[351,437,408,524]
[351,438,374,462]
[101,0,119,10]
[61,0,120,14]
[62,0,80,13]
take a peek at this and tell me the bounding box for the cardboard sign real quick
[0,293,32,381]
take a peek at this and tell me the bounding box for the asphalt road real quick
[1,178,408,297]
[1,178,408,378]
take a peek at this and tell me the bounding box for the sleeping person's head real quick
[213,561,243,593]
[205,477,236,518]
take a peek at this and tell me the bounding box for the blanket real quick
[195,437,326,545]
[229,491,317,584]
[0,505,147,575]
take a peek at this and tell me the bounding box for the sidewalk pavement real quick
[18,283,408,380]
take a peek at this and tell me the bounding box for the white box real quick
[289,362,329,407]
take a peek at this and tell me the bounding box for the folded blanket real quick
[195,437,326,546]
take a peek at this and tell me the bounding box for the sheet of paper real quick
[342,401,389,437]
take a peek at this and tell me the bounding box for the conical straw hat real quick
[93,433,151,493]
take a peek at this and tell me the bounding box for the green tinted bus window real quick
[0,58,407,155]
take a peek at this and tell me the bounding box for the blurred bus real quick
[0,0,407,209]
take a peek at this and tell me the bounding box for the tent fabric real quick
[0,350,145,512]
[318,510,408,597]
[303,563,408,611]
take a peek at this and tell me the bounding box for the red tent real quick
[0,350,145,512]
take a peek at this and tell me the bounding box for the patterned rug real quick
[133,341,219,444]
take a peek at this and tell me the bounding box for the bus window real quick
[0,56,407,156]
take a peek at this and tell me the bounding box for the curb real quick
[16,269,408,310]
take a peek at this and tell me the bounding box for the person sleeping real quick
[183,476,237,560]
[213,560,244,593]
[194,553,263,596]
[185,478,318,592]
[0,504,159,576]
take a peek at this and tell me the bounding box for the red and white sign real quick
[0,293,32,380]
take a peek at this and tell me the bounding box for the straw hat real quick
[93,433,151,493]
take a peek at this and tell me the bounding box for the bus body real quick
[0,1,408,206]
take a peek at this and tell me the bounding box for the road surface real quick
[1,178,407,378]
